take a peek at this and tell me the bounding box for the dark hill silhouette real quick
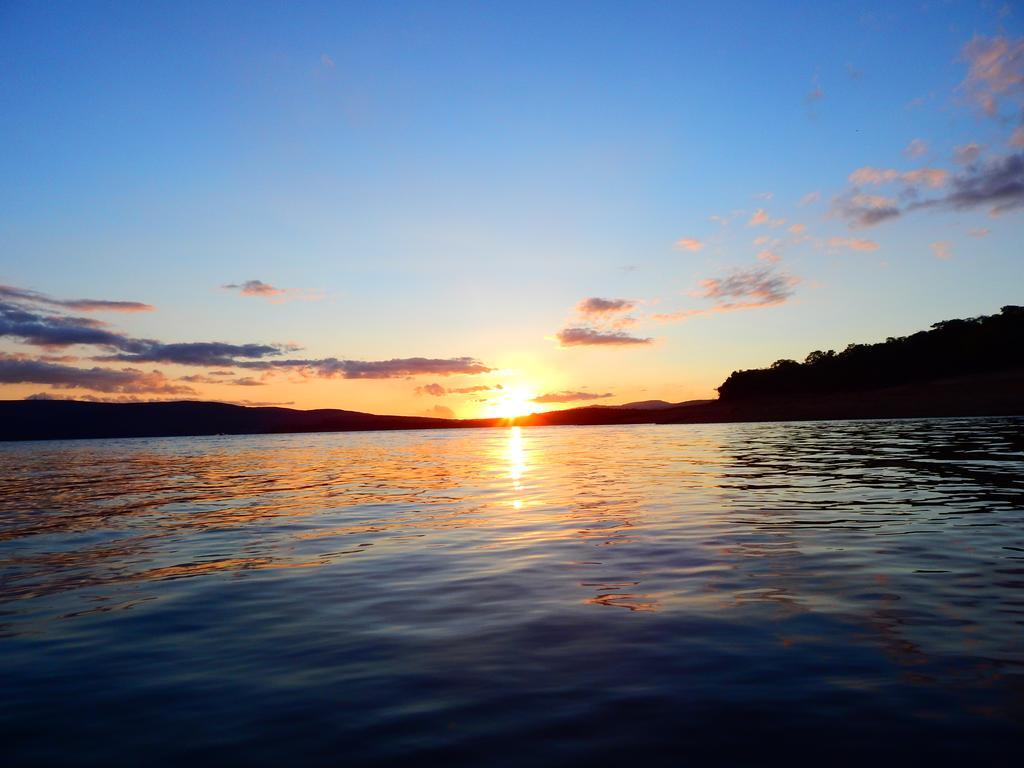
[717,305,1024,401]
[601,399,714,410]
[2,306,1022,441]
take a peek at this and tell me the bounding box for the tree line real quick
[717,305,1024,401]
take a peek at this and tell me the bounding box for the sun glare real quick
[491,386,536,420]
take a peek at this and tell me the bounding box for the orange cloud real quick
[959,35,1024,117]
[675,237,704,251]
[827,237,880,251]
[748,208,770,226]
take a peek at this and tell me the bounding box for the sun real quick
[490,386,536,420]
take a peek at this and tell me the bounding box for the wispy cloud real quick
[674,238,704,251]
[0,354,195,394]
[904,138,929,158]
[953,142,983,164]
[532,390,613,403]
[848,166,948,188]
[223,280,286,297]
[653,265,799,323]
[931,241,954,260]
[415,382,501,397]
[242,356,493,379]
[576,297,637,316]
[555,328,653,347]
[222,280,322,303]
[0,285,154,312]
[831,190,902,228]
[2,286,493,382]
[799,191,821,206]
[827,237,880,251]
[748,208,770,226]
[698,265,799,310]
[959,35,1024,117]
[415,382,446,396]
[908,152,1024,217]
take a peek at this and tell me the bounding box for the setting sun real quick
[489,385,537,420]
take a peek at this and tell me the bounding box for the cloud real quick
[799,191,821,206]
[908,152,1024,216]
[321,53,335,69]
[831,190,902,228]
[674,238,704,251]
[904,138,929,158]
[100,341,288,366]
[848,166,948,188]
[959,35,1024,117]
[836,152,1024,226]
[954,143,983,164]
[747,208,770,227]
[422,404,455,419]
[241,356,492,379]
[532,391,614,404]
[1,299,130,348]
[1012,126,1024,147]
[415,382,447,396]
[1,296,289,365]
[651,265,799,323]
[555,328,653,347]
[697,265,799,310]
[788,223,807,235]
[931,241,953,260]
[223,280,287,297]
[416,382,501,397]
[0,285,154,313]
[0,355,196,394]
[826,237,880,251]
[179,373,265,386]
[969,227,990,237]
[1,284,492,381]
[757,250,781,263]
[576,297,637,315]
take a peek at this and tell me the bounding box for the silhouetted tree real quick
[717,305,1024,401]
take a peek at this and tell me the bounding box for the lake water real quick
[1,418,1022,766]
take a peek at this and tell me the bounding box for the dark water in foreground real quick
[1,418,1023,766]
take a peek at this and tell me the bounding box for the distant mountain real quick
[604,399,713,410]
[0,399,490,442]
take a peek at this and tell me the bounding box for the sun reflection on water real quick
[506,426,526,509]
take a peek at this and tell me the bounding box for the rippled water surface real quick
[2,418,1023,766]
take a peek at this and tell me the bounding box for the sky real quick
[1,0,1022,419]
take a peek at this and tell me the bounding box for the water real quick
[1,418,1022,766]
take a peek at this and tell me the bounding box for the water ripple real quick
[1,418,1023,765]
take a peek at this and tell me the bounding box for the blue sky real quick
[1,1,1021,415]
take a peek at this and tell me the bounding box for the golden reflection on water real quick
[0,420,1022,675]
[506,426,525,509]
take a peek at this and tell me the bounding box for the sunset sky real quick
[1,1,1022,418]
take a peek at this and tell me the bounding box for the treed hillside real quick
[718,305,1024,401]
